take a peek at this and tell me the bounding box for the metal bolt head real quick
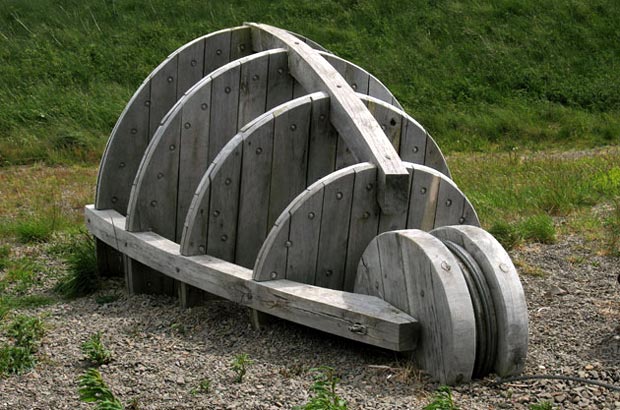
[167,76,174,83]
[290,124,297,131]
[445,199,452,207]
[285,240,292,248]
[239,43,246,51]
[319,114,326,121]
[308,211,315,220]
[277,67,284,74]
[420,187,427,195]
[119,162,126,168]
[169,144,176,151]
[325,270,333,277]
[351,83,357,90]
[366,183,373,191]
[184,122,191,129]
[199,245,205,252]
[225,86,231,94]
[130,128,138,135]
[190,59,197,67]
[157,172,164,179]
[216,49,222,55]
[220,234,228,242]
[270,271,277,279]
[252,74,259,81]
[150,200,157,207]
[225,178,232,185]
[255,147,263,155]
[145,100,151,107]
[362,211,370,219]
[201,103,208,110]
[441,261,451,271]
[336,192,343,200]
[413,146,419,153]
[499,263,510,273]
[111,196,118,204]
[459,217,465,224]
[212,210,220,217]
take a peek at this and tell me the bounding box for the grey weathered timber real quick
[354,230,476,384]
[86,205,418,352]
[430,225,528,377]
[248,23,410,215]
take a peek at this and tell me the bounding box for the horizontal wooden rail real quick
[85,205,419,351]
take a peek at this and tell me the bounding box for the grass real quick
[295,366,348,410]
[0,315,45,376]
[0,1,618,166]
[54,231,99,298]
[78,368,124,410]
[529,401,553,410]
[190,378,211,395]
[81,331,112,366]
[231,353,253,383]
[423,386,458,410]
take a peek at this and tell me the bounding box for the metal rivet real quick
[366,183,373,191]
[184,122,191,129]
[167,76,174,83]
[239,43,246,51]
[294,41,300,45]
[190,59,197,67]
[499,263,509,273]
[157,172,164,179]
[150,200,157,207]
[413,146,419,153]
[225,178,232,185]
[362,211,370,219]
[336,84,342,88]
[201,103,208,110]
[119,162,125,168]
[212,210,220,217]
[270,271,277,279]
[290,124,297,131]
[130,128,137,135]
[459,217,465,224]
[285,240,292,248]
[277,67,284,74]
[225,86,231,94]
[169,144,175,151]
[111,197,118,203]
[336,192,343,200]
[216,49,222,55]
[255,147,263,155]
[199,245,205,252]
[252,74,259,81]
[221,235,228,242]
[144,100,151,107]
[308,212,315,220]
[441,261,451,271]
[325,270,333,277]
[351,83,357,90]
[420,290,425,297]
[319,114,326,121]
[420,187,427,195]
[445,199,452,207]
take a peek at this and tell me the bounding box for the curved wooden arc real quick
[430,225,528,377]
[252,162,479,289]
[354,229,476,384]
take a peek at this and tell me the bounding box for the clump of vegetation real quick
[295,366,348,410]
[0,315,45,376]
[0,245,10,270]
[190,378,211,395]
[529,401,553,410]
[55,232,99,298]
[231,353,253,383]
[13,218,56,244]
[594,166,620,255]
[82,331,112,366]
[519,214,556,244]
[489,221,521,250]
[424,386,458,410]
[78,368,124,410]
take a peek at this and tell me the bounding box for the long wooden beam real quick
[247,23,409,214]
[85,205,418,351]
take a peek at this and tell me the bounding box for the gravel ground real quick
[1,233,619,409]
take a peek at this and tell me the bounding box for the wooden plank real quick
[425,134,451,177]
[253,217,290,281]
[235,116,275,268]
[237,51,271,128]
[407,167,440,231]
[314,170,355,290]
[343,164,380,292]
[96,239,124,277]
[320,52,369,95]
[399,117,427,165]
[96,83,150,213]
[179,171,211,256]
[355,236,384,299]
[376,233,409,313]
[306,93,336,184]
[206,139,243,262]
[430,225,528,377]
[176,81,212,241]
[434,178,466,228]
[126,258,176,296]
[268,97,312,227]
[378,165,411,234]
[265,51,294,110]
[177,38,205,97]
[204,29,232,76]
[368,75,393,107]
[285,186,324,284]
[249,23,409,215]
[208,62,241,163]
[335,134,358,170]
[230,26,252,60]
[366,99,402,152]
[86,205,418,351]
[149,55,178,138]
[126,111,182,240]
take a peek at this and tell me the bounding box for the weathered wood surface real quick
[253,162,478,287]
[430,225,528,377]
[249,23,410,215]
[86,205,419,352]
[354,230,476,384]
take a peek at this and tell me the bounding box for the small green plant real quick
[55,232,99,298]
[0,315,45,376]
[295,366,348,410]
[190,378,211,395]
[424,386,458,410]
[82,332,112,365]
[3,258,41,293]
[489,221,521,250]
[14,218,55,243]
[519,214,556,244]
[231,353,253,383]
[0,245,10,270]
[529,401,553,410]
[78,368,124,410]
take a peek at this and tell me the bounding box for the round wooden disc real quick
[354,229,476,384]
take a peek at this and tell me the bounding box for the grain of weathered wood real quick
[399,116,428,167]
[179,168,212,256]
[407,168,440,231]
[265,51,294,110]
[366,99,402,152]
[248,23,409,215]
[204,28,232,76]
[430,225,528,377]
[230,26,252,60]
[335,134,358,170]
[434,178,466,228]
[368,75,400,109]
[306,93,337,184]
[253,216,290,281]
[177,37,205,97]
[355,235,384,299]
[86,205,418,351]
[314,169,355,289]
[377,166,411,234]
[208,62,241,163]
[237,51,271,128]
[376,232,409,312]
[149,56,178,138]
[268,97,312,227]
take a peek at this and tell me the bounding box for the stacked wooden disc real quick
[91,23,528,384]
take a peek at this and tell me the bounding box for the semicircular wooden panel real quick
[252,162,479,291]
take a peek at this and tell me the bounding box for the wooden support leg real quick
[178,283,221,308]
[125,257,176,296]
[248,309,277,330]
[96,239,124,278]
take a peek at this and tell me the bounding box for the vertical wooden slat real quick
[208,63,241,163]
[230,27,252,60]
[204,29,232,76]
[253,218,290,281]
[149,56,178,138]
[366,99,402,152]
[399,119,427,165]
[377,233,409,312]
[434,179,465,228]
[180,177,211,256]
[314,171,355,289]
[177,39,205,97]
[407,169,440,231]
[306,94,337,184]
[368,75,393,106]
[238,54,269,128]
[378,166,411,234]
[265,51,294,110]
[335,135,358,170]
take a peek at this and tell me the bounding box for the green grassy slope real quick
[0,0,618,165]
